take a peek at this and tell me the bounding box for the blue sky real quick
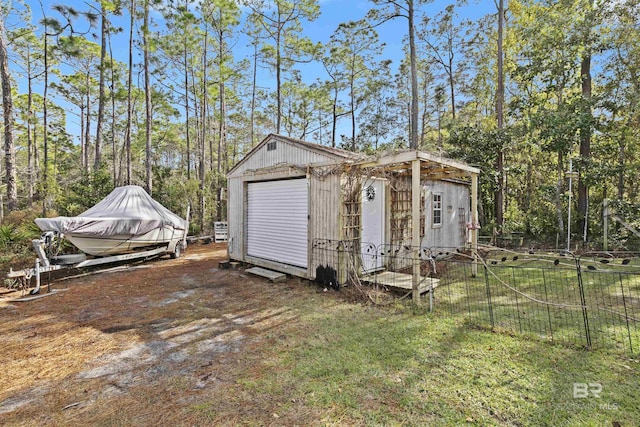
[9,0,496,142]
[14,0,496,83]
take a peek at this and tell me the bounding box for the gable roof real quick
[280,135,364,160]
[228,134,363,176]
[228,134,479,180]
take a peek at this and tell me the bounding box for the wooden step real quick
[246,267,286,283]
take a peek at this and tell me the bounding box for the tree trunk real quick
[448,51,456,121]
[190,65,204,232]
[125,0,135,185]
[84,73,92,173]
[27,50,34,207]
[331,85,338,148]
[33,98,39,193]
[555,152,565,238]
[217,30,227,222]
[617,141,625,201]
[200,30,208,230]
[80,106,86,171]
[524,146,534,234]
[42,30,50,216]
[578,53,591,242]
[494,0,505,230]
[408,0,419,149]
[276,30,282,134]
[420,69,428,147]
[95,5,107,171]
[350,68,356,149]
[184,40,191,180]
[0,19,18,212]
[108,22,117,185]
[250,40,258,146]
[143,0,152,195]
[317,107,322,145]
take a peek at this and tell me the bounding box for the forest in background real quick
[1,0,640,252]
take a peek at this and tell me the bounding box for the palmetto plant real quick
[0,224,26,250]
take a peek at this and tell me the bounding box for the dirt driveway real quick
[0,243,338,425]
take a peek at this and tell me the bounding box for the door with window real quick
[361,178,385,273]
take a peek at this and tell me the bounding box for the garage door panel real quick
[247,179,309,268]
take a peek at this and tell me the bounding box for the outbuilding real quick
[227,134,480,300]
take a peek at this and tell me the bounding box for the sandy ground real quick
[0,242,333,426]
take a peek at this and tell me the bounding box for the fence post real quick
[429,279,433,312]
[618,272,634,356]
[542,269,554,343]
[511,268,523,334]
[575,256,592,348]
[483,263,495,329]
[337,241,346,286]
[471,173,479,277]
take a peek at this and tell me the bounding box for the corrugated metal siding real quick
[230,137,338,177]
[247,179,309,268]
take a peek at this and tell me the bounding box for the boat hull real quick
[65,226,185,256]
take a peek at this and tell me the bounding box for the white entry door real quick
[361,178,385,273]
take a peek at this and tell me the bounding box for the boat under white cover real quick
[35,185,188,256]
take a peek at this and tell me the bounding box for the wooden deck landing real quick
[363,271,439,294]
[246,266,287,283]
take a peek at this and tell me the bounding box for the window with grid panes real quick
[432,193,442,227]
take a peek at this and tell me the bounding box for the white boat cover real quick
[35,185,187,237]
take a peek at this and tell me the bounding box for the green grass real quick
[221,254,640,425]
[436,257,640,356]
[233,301,639,426]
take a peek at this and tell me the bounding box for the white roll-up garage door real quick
[247,179,309,268]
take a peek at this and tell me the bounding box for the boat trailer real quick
[7,231,186,296]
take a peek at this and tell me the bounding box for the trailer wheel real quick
[51,253,87,265]
[170,243,182,259]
